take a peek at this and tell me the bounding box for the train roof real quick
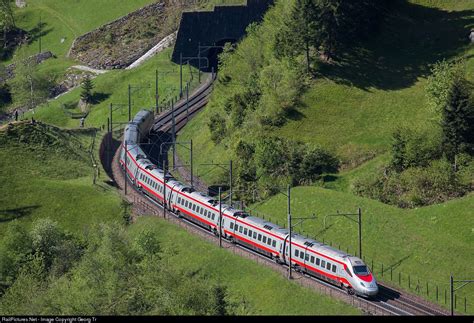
[132,109,153,124]
[291,234,350,263]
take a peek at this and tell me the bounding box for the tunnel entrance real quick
[198,38,236,72]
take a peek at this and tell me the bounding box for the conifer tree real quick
[80,75,94,104]
[441,80,474,164]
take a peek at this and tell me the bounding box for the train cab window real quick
[326,262,331,270]
[230,223,234,230]
[249,230,253,237]
[253,232,257,239]
[321,260,326,268]
[332,265,337,273]
[295,250,299,257]
[272,240,276,247]
[244,228,248,235]
[262,236,267,244]
[316,258,320,266]
[305,254,309,261]
[311,256,315,263]
[258,234,262,241]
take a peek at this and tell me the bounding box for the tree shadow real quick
[91,92,110,104]
[0,28,28,61]
[0,205,40,222]
[28,21,53,44]
[316,2,474,91]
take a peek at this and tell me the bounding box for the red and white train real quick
[120,110,379,298]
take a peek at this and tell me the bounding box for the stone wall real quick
[172,0,273,70]
[0,51,54,83]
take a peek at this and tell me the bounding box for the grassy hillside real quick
[250,186,474,314]
[0,122,122,235]
[23,48,200,128]
[174,0,474,312]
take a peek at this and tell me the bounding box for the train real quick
[119,109,379,298]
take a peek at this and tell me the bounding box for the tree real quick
[80,75,94,104]
[0,0,15,49]
[275,0,318,73]
[426,59,465,119]
[9,57,53,110]
[441,80,474,165]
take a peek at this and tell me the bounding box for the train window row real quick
[294,249,337,273]
[176,196,217,221]
[139,174,164,193]
[230,223,277,248]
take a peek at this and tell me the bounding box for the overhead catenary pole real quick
[172,100,176,170]
[124,140,128,195]
[163,158,167,219]
[288,185,292,280]
[198,42,201,83]
[128,84,131,121]
[109,103,113,132]
[229,160,233,206]
[451,274,454,316]
[155,69,159,114]
[186,82,189,121]
[219,186,222,248]
[180,52,183,98]
[358,207,362,258]
[190,139,193,189]
[39,14,42,53]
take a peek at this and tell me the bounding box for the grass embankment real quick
[0,122,122,235]
[130,217,361,315]
[175,0,474,312]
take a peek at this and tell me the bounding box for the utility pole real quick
[219,186,222,248]
[109,103,113,132]
[186,81,189,121]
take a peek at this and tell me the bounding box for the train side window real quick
[258,234,262,241]
[300,253,304,260]
[305,254,309,261]
[311,256,315,263]
[253,232,257,239]
[234,224,239,231]
[267,238,271,245]
[295,249,299,257]
[332,265,337,273]
[204,210,207,217]
[239,226,243,233]
[272,240,276,247]
[316,258,320,266]
[230,222,234,230]
[249,230,253,237]
[192,204,196,211]
[212,214,215,220]
[326,262,331,270]
[262,236,267,244]
[244,228,248,235]
[177,197,181,204]
[321,260,326,268]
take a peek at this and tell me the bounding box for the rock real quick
[15,0,26,8]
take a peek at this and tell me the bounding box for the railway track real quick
[108,75,451,316]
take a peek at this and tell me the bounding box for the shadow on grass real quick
[0,205,40,222]
[28,21,53,45]
[316,2,474,91]
[91,92,110,104]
